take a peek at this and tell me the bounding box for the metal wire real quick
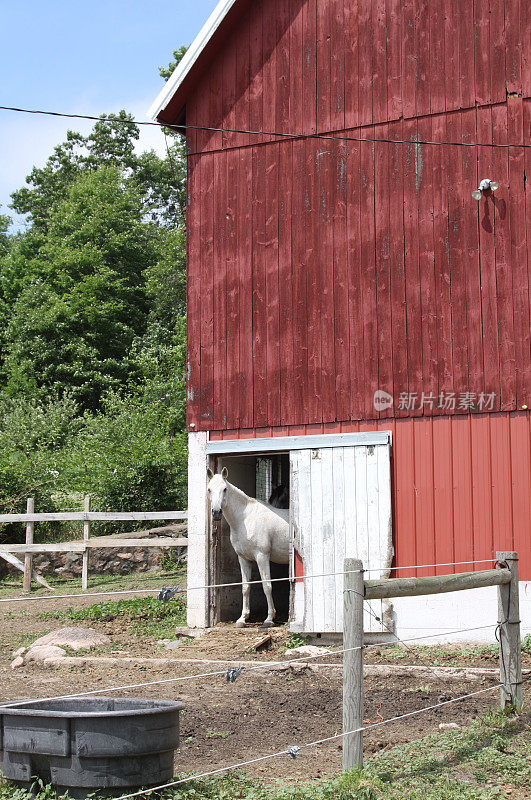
[0,623,497,710]
[0,105,529,149]
[0,558,497,604]
[112,683,503,800]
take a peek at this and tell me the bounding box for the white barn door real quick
[290,444,393,633]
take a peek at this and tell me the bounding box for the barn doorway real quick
[208,453,290,626]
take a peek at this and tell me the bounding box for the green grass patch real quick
[1,711,528,800]
[39,595,186,638]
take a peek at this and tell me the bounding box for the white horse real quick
[207,467,289,627]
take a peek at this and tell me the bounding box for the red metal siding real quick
[209,413,531,580]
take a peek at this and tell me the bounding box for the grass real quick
[0,710,528,800]
[38,595,187,639]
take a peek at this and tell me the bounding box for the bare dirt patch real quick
[1,594,529,782]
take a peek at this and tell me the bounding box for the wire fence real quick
[0,558,498,604]
[0,623,499,710]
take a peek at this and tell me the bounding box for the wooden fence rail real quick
[343,551,522,771]
[0,497,188,591]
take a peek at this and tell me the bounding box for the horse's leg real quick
[235,555,253,627]
[255,552,275,628]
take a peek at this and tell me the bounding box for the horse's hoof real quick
[235,620,247,628]
[261,620,274,629]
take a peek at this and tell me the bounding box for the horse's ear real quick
[221,467,228,479]
[206,467,214,479]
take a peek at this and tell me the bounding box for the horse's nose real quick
[212,510,222,521]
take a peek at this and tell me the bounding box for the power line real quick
[0,104,529,150]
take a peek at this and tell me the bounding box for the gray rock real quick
[31,627,110,651]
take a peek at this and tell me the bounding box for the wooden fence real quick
[0,497,188,591]
[343,551,522,770]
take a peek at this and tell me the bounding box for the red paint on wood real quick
[252,146,268,426]
[199,154,215,428]
[187,156,202,430]
[238,148,254,428]
[403,118,422,415]
[278,140,294,424]
[451,415,474,572]
[265,142,281,426]
[333,139,351,422]
[375,129,393,416]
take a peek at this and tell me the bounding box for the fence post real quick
[23,498,34,592]
[496,551,522,709]
[343,558,364,771]
[82,495,91,590]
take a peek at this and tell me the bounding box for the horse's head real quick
[206,467,228,521]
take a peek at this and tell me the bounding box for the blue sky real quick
[0,0,220,224]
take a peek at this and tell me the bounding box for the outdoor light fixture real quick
[471,178,499,200]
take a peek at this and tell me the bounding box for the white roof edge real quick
[148,0,240,121]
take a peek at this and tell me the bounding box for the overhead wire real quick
[0,105,529,149]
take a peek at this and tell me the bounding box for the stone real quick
[31,627,110,651]
[12,647,26,658]
[439,722,461,731]
[26,645,66,662]
[284,645,332,658]
[11,656,24,669]
[117,553,133,560]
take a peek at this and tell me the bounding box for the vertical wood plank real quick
[415,0,430,117]
[444,0,460,110]
[496,551,522,708]
[316,0,331,132]
[417,116,438,408]
[330,0,346,131]
[252,145,268,427]
[458,0,475,110]
[358,0,373,125]
[291,139,309,424]
[225,148,239,429]
[305,140,322,424]
[213,150,227,430]
[375,130,393,416]
[344,0,360,128]
[389,121,408,417]
[432,116,453,403]
[386,0,402,121]
[186,155,202,430]
[276,0,291,134]
[296,448,313,629]
[492,103,516,411]
[446,111,468,399]
[507,98,529,409]
[318,143,336,422]
[346,132,363,419]
[505,0,522,96]
[477,105,501,406]
[321,447,336,630]
[402,0,416,119]
[429,0,445,115]
[360,134,377,419]
[343,557,364,770]
[265,141,281,426]
[249,0,264,139]
[310,450,325,631]
[301,0,317,134]
[23,498,34,592]
[289,0,304,135]
[489,0,506,103]
[81,494,91,591]
[403,119,422,414]
[461,108,484,398]
[238,148,254,428]
[279,140,294,424]
[334,139,351,422]
[200,154,215,428]
[474,0,491,105]
[372,0,387,124]
[234,8,251,148]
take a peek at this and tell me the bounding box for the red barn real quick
[150,0,530,638]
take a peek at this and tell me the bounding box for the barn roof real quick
[148,0,242,124]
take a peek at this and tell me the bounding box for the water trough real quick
[0,697,184,798]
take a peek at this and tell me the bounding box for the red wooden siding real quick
[210,412,531,580]
[184,0,530,151]
[187,105,529,430]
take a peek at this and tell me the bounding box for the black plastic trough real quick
[0,697,184,798]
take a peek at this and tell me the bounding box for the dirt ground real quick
[1,588,529,782]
